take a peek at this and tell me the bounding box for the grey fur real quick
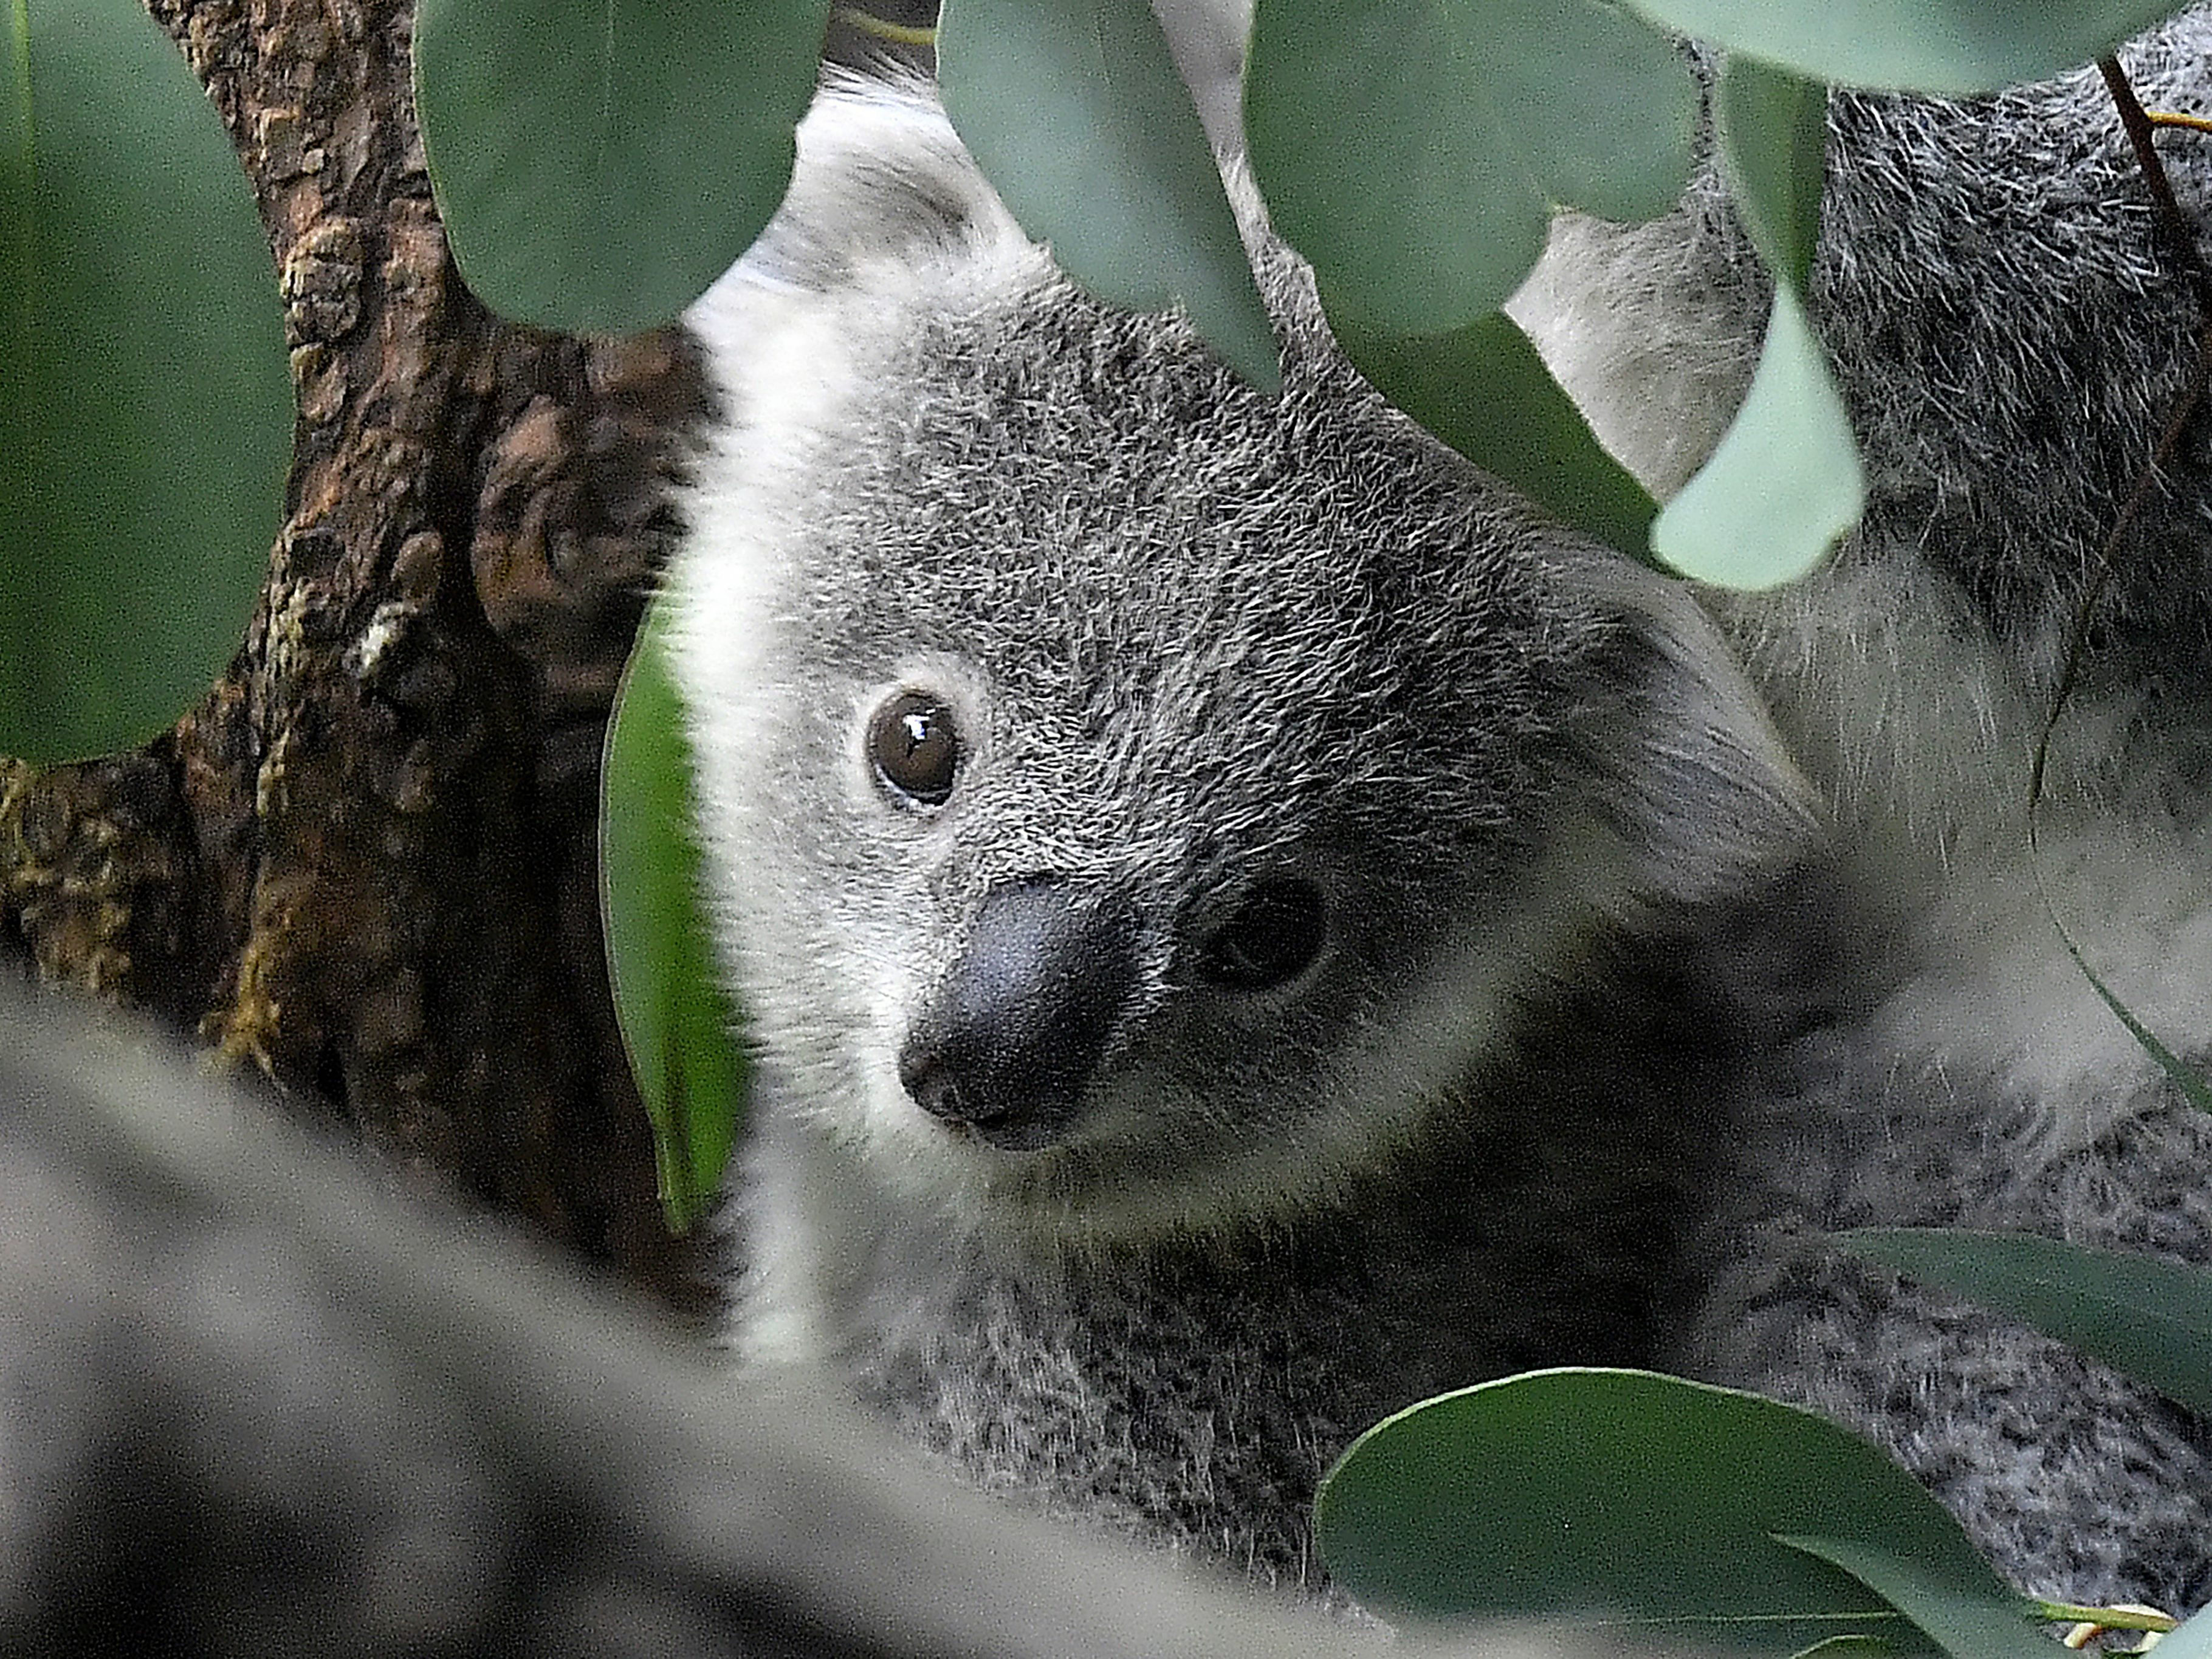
[0,977,1632,1659]
[667,18,2212,1614]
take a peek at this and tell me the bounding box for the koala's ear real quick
[757,81,1025,290]
[682,80,1042,444]
[1562,556,1824,903]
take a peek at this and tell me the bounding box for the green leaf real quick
[1245,0,1696,334]
[1714,53,1829,289]
[937,0,1279,391]
[1839,1229,2212,1418]
[1654,61,1860,589]
[412,0,828,335]
[1314,1367,2014,1651]
[1617,0,2185,96]
[1652,287,1862,586]
[1777,1537,2049,1659]
[600,605,747,1234]
[1330,308,1660,565]
[1,0,290,765]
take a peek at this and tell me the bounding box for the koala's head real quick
[667,81,1815,1246]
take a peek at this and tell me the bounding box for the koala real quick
[664,13,2212,1615]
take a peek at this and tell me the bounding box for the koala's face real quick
[668,89,1810,1243]
[682,294,1630,1240]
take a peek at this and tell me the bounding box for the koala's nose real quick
[898,878,1138,1151]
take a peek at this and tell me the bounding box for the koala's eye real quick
[868,690,960,805]
[1196,878,1327,992]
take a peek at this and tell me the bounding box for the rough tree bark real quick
[0,0,715,1310]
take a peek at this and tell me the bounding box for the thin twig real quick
[2099,55,2212,307]
[2027,59,2212,1112]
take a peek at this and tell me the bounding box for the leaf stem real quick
[831,7,936,47]
[2033,1601,2177,1633]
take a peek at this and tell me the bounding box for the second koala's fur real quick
[667,18,2212,1612]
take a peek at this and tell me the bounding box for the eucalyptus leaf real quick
[1330,308,1659,565]
[1618,0,2186,96]
[1,0,289,765]
[1776,1537,2049,1659]
[1839,1229,2212,1418]
[1314,1367,2010,1650]
[601,606,747,1234]
[1714,52,1829,288]
[1654,57,1860,589]
[1245,0,1696,334]
[412,0,828,335]
[1652,288,1861,586]
[938,0,1278,391]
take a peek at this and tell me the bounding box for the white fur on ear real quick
[1506,208,1764,503]
[684,80,1043,397]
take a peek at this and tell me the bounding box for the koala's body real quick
[667,13,2212,1611]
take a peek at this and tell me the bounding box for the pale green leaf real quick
[1619,0,2186,95]
[1654,53,1860,588]
[1714,52,1829,288]
[1245,0,1696,334]
[938,0,1279,391]
[1652,287,1861,586]
[2154,1602,2212,1659]
[1329,307,1659,564]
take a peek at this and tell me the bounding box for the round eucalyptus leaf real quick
[2152,1604,2212,1659]
[601,606,747,1235]
[1619,0,2186,95]
[1245,0,1696,335]
[1,0,290,766]
[1315,1367,2014,1649]
[938,0,1279,392]
[413,0,828,335]
[1654,55,1860,588]
[1713,53,1829,289]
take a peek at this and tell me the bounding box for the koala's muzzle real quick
[898,879,1138,1151]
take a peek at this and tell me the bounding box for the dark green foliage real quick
[1842,1229,2212,1418]
[601,605,747,1231]
[411,0,829,334]
[1314,1368,2024,1652]
[1,0,289,764]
